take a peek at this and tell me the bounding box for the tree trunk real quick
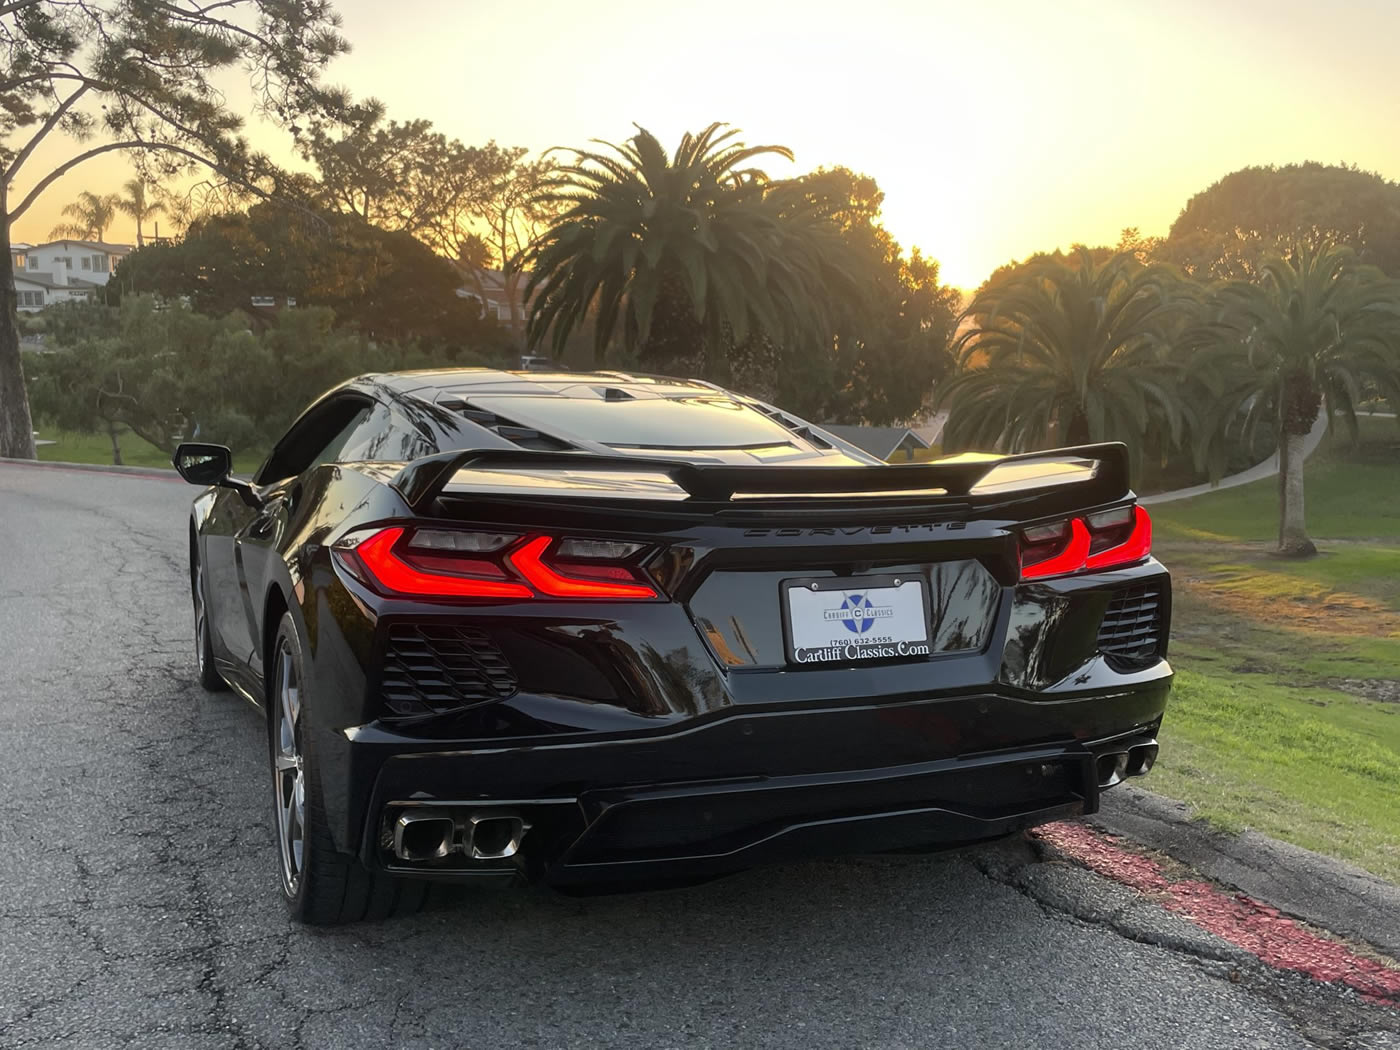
[1276,415,1289,549]
[1065,407,1091,445]
[639,271,708,378]
[135,218,145,248]
[1278,429,1315,556]
[1277,375,1320,557]
[106,421,125,465]
[0,185,39,460]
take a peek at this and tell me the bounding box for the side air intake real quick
[1096,582,1167,668]
[379,623,518,719]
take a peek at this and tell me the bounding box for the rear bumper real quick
[342,674,1169,884]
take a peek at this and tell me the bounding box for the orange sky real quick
[13,0,1400,289]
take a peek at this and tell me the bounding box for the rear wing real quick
[391,443,1132,518]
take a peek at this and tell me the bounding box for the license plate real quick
[783,575,931,665]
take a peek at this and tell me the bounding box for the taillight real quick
[1086,506,1151,569]
[333,527,658,601]
[346,527,533,599]
[1020,506,1151,580]
[510,536,658,599]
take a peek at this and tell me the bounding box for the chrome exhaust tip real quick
[1096,751,1130,788]
[467,812,530,860]
[1126,741,1159,778]
[393,809,456,862]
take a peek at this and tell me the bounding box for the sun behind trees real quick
[523,123,958,424]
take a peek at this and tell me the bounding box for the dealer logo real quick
[823,593,895,635]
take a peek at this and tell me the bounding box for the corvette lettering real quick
[743,522,968,538]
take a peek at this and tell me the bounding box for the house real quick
[24,239,131,286]
[12,239,132,312]
[454,266,529,328]
[13,271,103,312]
[820,424,931,462]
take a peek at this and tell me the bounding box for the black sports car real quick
[175,369,1172,924]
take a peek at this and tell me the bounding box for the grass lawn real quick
[33,423,265,475]
[1149,415,1400,880]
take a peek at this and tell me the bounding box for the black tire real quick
[267,612,428,925]
[192,552,228,692]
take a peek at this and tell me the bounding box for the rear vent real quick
[749,403,833,449]
[1096,583,1166,667]
[380,624,518,720]
[450,401,576,452]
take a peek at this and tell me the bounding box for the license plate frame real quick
[780,574,932,667]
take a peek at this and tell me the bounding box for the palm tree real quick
[522,123,848,377]
[1187,245,1400,556]
[937,250,1190,471]
[49,190,121,242]
[114,178,165,247]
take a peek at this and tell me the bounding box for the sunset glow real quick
[14,0,1400,289]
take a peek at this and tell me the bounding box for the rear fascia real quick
[298,489,1170,860]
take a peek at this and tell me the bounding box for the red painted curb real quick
[1034,822,1400,1004]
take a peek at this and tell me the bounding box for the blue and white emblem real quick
[837,593,877,634]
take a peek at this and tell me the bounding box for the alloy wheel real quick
[272,639,306,896]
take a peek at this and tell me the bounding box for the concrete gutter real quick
[0,456,180,479]
[1092,785,1400,958]
[1140,407,1329,506]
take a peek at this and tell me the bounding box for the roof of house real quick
[818,424,930,461]
[14,271,98,291]
[452,265,532,303]
[27,239,132,255]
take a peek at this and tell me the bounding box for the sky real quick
[14,0,1400,289]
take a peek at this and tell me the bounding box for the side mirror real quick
[173,442,231,485]
[172,442,263,508]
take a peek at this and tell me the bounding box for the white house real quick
[12,239,132,312]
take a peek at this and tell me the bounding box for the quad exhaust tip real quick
[1096,740,1158,788]
[391,807,531,863]
[468,813,530,860]
[394,810,455,862]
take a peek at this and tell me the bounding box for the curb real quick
[0,456,180,480]
[1091,784,1400,958]
[1140,405,1328,506]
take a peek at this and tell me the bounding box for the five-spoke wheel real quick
[272,635,306,897]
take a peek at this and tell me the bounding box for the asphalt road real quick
[2,462,1396,1050]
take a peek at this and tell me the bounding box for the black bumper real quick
[338,676,1169,884]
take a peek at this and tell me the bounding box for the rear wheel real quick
[268,613,427,925]
[192,554,227,692]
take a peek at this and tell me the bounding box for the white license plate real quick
[783,576,931,665]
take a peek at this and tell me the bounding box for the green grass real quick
[1153,670,1400,881]
[33,424,264,474]
[1146,415,1400,880]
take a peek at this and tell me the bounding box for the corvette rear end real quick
[316,441,1171,888]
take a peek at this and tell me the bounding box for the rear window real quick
[465,395,801,450]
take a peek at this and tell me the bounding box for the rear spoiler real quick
[391,443,1132,516]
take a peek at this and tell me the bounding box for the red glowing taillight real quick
[1020,505,1152,580]
[333,526,659,601]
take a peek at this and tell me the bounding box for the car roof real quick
[357,368,880,466]
[373,368,719,399]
